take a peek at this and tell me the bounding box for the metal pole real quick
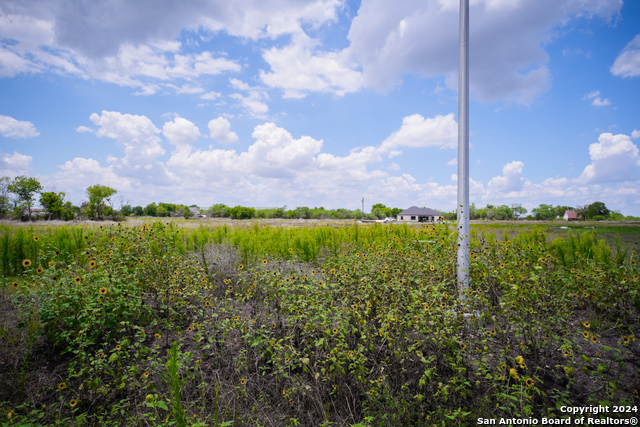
[457,0,470,297]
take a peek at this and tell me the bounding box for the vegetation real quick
[0,221,638,426]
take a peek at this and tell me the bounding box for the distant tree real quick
[295,206,312,219]
[144,203,158,217]
[531,204,557,220]
[132,206,144,216]
[8,176,43,220]
[487,205,513,220]
[39,191,67,220]
[583,201,610,220]
[511,204,527,219]
[156,206,169,217]
[207,203,229,218]
[121,204,133,216]
[229,205,255,219]
[0,176,11,217]
[372,203,392,219]
[86,185,117,220]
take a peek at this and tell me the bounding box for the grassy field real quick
[0,220,639,426]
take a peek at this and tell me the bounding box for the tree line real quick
[1,175,637,222]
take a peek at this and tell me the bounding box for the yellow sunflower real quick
[99,287,108,295]
[22,259,32,268]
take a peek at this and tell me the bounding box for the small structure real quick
[397,206,441,223]
[563,210,581,221]
[189,207,204,218]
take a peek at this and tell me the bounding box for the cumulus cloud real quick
[487,160,526,193]
[632,130,640,139]
[162,117,201,146]
[0,0,341,94]
[379,113,458,153]
[260,33,363,98]
[611,34,640,78]
[229,78,269,118]
[208,117,238,144]
[85,111,173,185]
[584,90,611,107]
[90,111,165,160]
[0,115,40,138]
[346,0,621,104]
[579,132,640,183]
[0,151,33,176]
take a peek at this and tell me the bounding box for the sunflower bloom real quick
[525,377,534,387]
[22,259,32,268]
[74,276,81,283]
[58,382,66,390]
[99,287,108,295]
[69,399,78,407]
[582,331,589,338]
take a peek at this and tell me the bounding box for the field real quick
[1,219,639,426]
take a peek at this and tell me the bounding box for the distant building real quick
[189,207,204,217]
[397,206,441,223]
[563,210,581,220]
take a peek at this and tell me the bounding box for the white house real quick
[397,206,441,223]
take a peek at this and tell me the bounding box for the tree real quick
[132,206,144,216]
[156,206,168,217]
[511,204,527,219]
[8,176,43,220]
[229,205,255,219]
[582,201,610,220]
[531,204,557,220]
[0,176,11,217]
[207,203,229,218]
[86,185,117,220]
[39,191,67,220]
[121,204,133,216]
[144,203,158,217]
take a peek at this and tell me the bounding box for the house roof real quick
[398,206,440,216]
[564,210,580,218]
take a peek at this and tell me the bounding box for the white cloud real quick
[200,91,221,100]
[611,34,640,78]
[229,78,270,118]
[75,126,93,133]
[89,111,165,161]
[584,90,611,107]
[0,151,33,176]
[346,0,621,104]
[447,158,457,166]
[0,115,40,138]
[388,162,401,171]
[579,132,640,183]
[260,33,363,98]
[163,117,201,146]
[379,113,458,153]
[487,160,526,193]
[208,117,238,144]
[632,130,640,139]
[0,0,340,94]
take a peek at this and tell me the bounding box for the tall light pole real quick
[457,0,470,297]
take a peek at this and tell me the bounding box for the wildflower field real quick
[0,221,639,426]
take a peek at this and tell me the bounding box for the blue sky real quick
[1,0,639,215]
